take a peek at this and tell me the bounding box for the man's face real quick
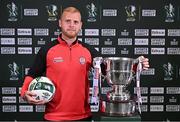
[59,11,82,39]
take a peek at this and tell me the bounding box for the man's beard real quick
[63,29,78,39]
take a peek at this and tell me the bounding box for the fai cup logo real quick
[163,62,173,80]
[86,3,97,22]
[7,2,18,21]
[46,4,58,21]
[164,3,175,22]
[125,5,136,22]
[8,62,19,80]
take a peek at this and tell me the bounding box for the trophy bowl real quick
[102,57,135,85]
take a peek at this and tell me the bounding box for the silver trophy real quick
[86,3,97,22]
[95,57,141,116]
[164,3,175,22]
[46,4,58,21]
[125,5,136,22]
[7,2,18,21]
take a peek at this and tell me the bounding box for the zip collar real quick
[57,34,79,47]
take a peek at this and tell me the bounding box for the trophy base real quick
[100,100,136,117]
[100,112,141,121]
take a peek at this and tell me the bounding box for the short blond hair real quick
[60,7,81,20]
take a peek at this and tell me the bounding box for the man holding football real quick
[21,6,149,121]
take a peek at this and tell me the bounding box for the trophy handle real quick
[100,59,114,86]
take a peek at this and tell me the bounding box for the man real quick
[21,7,149,121]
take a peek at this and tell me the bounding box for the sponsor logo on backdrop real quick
[121,29,129,36]
[18,47,32,54]
[85,29,99,36]
[19,87,21,94]
[1,38,15,45]
[2,96,16,103]
[1,47,15,54]
[95,47,99,52]
[166,105,180,112]
[85,38,99,45]
[150,105,164,112]
[134,38,148,45]
[7,2,18,21]
[0,28,15,35]
[150,96,164,103]
[168,96,177,103]
[142,9,156,16]
[166,87,180,94]
[37,38,46,45]
[36,105,45,112]
[164,3,175,22]
[141,96,148,103]
[134,87,148,94]
[8,62,19,80]
[163,62,174,80]
[101,47,116,54]
[139,105,148,112]
[78,38,82,42]
[90,104,99,112]
[2,87,16,94]
[134,47,148,55]
[101,87,113,94]
[104,38,112,45]
[25,68,30,75]
[86,3,97,22]
[54,29,61,36]
[151,29,165,36]
[125,5,136,22]
[19,96,27,103]
[141,68,155,75]
[103,9,117,16]
[167,48,180,55]
[78,29,82,36]
[135,29,149,36]
[24,9,38,16]
[170,39,178,46]
[168,29,180,36]
[51,38,57,41]
[46,4,58,21]
[151,48,165,55]
[150,87,164,94]
[120,48,129,55]
[17,28,32,35]
[151,38,165,45]
[19,105,33,112]
[34,47,41,54]
[18,38,32,45]
[118,38,132,45]
[101,29,116,36]
[34,28,49,36]
[3,105,17,112]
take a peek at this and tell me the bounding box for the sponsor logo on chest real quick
[53,57,63,63]
[79,57,86,65]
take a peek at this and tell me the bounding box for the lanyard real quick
[136,57,143,114]
[91,57,102,105]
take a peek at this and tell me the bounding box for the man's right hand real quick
[23,91,46,105]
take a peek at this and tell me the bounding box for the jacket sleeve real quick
[20,47,47,97]
[20,76,33,97]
